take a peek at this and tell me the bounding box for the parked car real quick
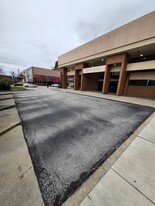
[14,82,23,86]
[23,83,37,88]
[51,83,59,87]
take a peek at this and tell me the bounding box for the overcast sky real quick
[0,0,155,74]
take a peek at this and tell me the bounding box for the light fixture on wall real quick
[137,50,144,57]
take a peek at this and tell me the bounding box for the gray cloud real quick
[76,22,103,41]
[75,0,155,43]
[0,0,155,73]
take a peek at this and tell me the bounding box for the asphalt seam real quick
[138,135,155,145]
[111,168,155,205]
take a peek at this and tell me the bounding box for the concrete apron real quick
[63,109,155,206]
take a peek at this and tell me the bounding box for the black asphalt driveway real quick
[14,88,154,206]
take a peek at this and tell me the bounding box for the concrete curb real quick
[0,121,21,136]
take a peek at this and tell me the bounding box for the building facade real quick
[0,75,13,84]
[59,11,155,99]
[21,66,60,86]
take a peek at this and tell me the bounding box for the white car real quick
[51,83,59,87]
[23,83,37,88]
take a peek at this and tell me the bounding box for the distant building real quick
[0,75,13,84]
[21,66,60,86]
[59,11,155,99]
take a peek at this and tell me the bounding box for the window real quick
[148,80,155,86]
[99,72,104,81]
[128,80,147,86]
[110,72,119,79]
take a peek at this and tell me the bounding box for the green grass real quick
[11,86,27,91]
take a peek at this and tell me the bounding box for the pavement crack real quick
[18,165,33,180]
[88,195,96,206]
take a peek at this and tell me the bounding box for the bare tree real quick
[10,71,24,83]
[10,71,16,83]
[0,67,4,75]
[10,71,15,77]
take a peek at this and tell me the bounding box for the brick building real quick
[0,75,13,84]
[59,11,155,99]
[21,66,60,86]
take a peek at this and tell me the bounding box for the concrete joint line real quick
[0,97,13,101]
[138,135,155,145]
[0,105,15,111]
[0,122,21,136]
[0,93,13,96]
[111,168,155,205]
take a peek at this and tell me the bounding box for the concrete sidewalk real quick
[0,92,44,206]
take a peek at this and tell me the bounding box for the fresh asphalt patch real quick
[14,89,154,206]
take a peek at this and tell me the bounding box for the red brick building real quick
[21,66,60,86]
[0,75,13,84]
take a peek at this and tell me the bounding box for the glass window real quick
[128,80,147,86]
[148,80,155,86]
[110,72,119,79]
[99,72,104,80]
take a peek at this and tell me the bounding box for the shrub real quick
[0,81,11,90]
